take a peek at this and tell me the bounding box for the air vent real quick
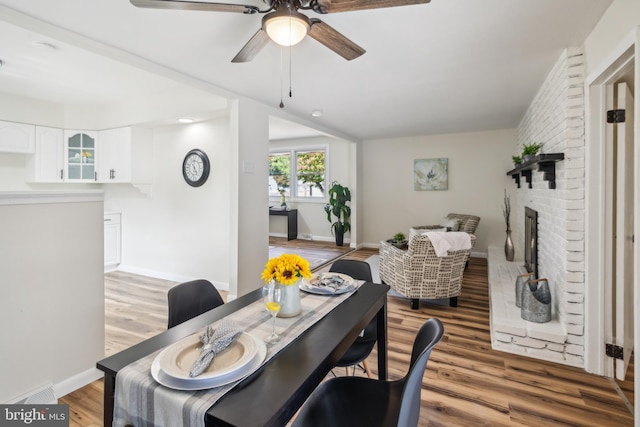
[22,384,57,404]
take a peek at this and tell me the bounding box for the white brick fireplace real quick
[489,47,586,367]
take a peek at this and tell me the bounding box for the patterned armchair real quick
[379,233,475,310]
[444,213,480,234]
[412,213,480,235]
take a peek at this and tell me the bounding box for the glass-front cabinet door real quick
[65,130,97,181]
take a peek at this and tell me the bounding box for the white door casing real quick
[584,27,639,424]
[614,82,635,381]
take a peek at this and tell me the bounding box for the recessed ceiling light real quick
[31,41,57,51]
[311,109,323,117]
[178,118,194,123]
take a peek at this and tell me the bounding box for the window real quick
[268,148,326,199]
[268,152,291,195]
[296,150,325,197]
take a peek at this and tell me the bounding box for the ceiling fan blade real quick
[231,28,271,63]
[130,0,260,14]
[311,0,430,14]
[308,19,365,61]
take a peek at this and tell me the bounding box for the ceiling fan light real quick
[264,13,310,47]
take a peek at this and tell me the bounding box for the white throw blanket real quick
[424,231,471,257]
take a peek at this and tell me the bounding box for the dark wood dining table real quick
[97,282,389,426]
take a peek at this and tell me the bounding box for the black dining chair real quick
[292,318,444,427]
[167,279,225,329]
[328,260,377,377]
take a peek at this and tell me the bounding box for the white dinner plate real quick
[301,273,356,295]
[151,332,266,391]
[159,332,257,381]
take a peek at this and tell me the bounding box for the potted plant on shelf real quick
[521,142,544,162]
[512,155,522,166]
[324,181,351,246]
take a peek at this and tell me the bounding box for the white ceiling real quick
[0,18,184,106]
[0,0,612,141]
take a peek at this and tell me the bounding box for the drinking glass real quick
[263,282,282,344]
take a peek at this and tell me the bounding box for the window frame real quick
[268,145,329,203]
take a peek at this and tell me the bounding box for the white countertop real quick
[0,190,104,205]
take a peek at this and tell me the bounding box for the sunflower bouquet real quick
[261,253,312,285]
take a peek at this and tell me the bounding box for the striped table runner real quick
[113,282,363,427]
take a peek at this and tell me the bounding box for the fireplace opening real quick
[524,207,538,278]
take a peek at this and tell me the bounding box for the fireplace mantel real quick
[506,153,564,189]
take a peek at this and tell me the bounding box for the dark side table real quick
[269,208,298,240]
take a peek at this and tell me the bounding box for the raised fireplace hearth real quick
[487,247,569,366]
[486,197,571,365]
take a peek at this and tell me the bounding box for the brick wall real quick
[506,47,586,365]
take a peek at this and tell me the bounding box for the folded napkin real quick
[308,273,351,293]
[189,318,243,377]
[424,231,471,257]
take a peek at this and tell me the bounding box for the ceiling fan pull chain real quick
[289,11,293,99]
[279,46,285,108]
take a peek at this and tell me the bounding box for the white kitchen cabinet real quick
[98,126,152,184]
[104,212,121,272]
[0,120,35,153]
[65,130,97,182]
[25,126,65,182]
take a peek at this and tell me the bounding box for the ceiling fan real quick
[130,0,431,62]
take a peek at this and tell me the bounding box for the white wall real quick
[583,0,640,75]
[229,99,270,298]
[65,85,228,130]
[581,1,640,417]
[0,89,237,290]
[497,47,587,367]
[0,192,104,403]
[268,136,353,242]
[0,92,273,400]
[0,92,65,128]
[361,129,516,253]
[105,117,232,288]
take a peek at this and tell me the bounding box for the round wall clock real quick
[182,149,210,187]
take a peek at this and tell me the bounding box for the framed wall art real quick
[414,158,448,191]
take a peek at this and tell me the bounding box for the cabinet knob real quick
[60,169,63,180]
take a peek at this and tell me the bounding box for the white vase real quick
[277,280,301,318]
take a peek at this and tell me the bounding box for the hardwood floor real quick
[60,243,634,426]
[268,236,353,270]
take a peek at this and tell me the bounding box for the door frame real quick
[584,25,639,417]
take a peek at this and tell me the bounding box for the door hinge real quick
[607,109,626,123]
[606,343,624,360]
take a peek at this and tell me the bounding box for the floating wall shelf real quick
[506,153,564,189]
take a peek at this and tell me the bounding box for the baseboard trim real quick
[54,368,103,400]
[115,265,230,292]
[268,233,350,245]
